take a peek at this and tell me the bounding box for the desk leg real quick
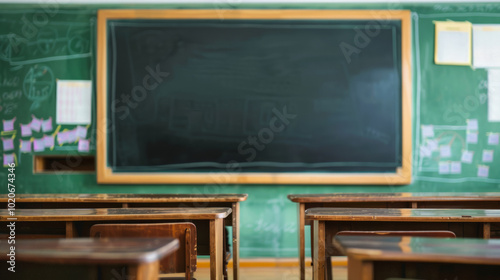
[484,222,491,239]
[312,220,325,280]
[299,203,306,280]
[232,202,240,280]
[65,222,76,238]
[347,257,373,280]
[210,218,224,280]
[129,261,159,280]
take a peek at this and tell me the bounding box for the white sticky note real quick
[467,119,478,130]
[31,116,42,132]
[461,150,474,163]
[450,161,462,174]
[489,69,500,122]
[440,145,452,158]
[422,125,435,138]
[488,133,499,145]
[427,139,439,151]
[20,140,31,153]
[439,162,451,174]
[43,135,54,148]
[78,139,90,152]
[2,118,16,132]
[20,123,32,137]
[76,126,88,139]
[467,131,478,144]
[3,153,15,166]
[42,117,53,132]
[56,80,92,124]
[483,150,494,162]
[420,145,432,158]
[478,165,490,178]
[33,138,45,152]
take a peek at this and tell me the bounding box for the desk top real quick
[288,192,500,203]
[305,207,500,222]
[0,193,248,203]
[0,237,179,264]
[0,207,232,221]
[334,235,500,265]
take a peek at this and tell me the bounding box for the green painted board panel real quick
[0,3,500,258]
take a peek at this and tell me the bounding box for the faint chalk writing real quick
[23,64,54,111]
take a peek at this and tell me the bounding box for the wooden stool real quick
[91,223,197,280]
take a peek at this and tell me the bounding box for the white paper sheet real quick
[56,80,92,124]
[488,69,500,122]
[435,21,472,65]
[438,162,450,174]
[473,25,500,68]
[461,150,474,164]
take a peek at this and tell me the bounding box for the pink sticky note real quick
[67,129,78,143]
[76,126,87,139]
[42,117,53,132]
[20,140,32,153]
[31,116,42,132]
[33,138,45,152]
[3,153,15,166]
[43,134,54,148]
[57,131,68,145]
[2,138,14,151]
[3,118,16,132]
[78,139,90,152]
[20,123,32,137]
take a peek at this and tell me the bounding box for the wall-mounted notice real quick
[488,133,499,145]
[2,118,15,132]
[439,161,450,174]
[434,21,472,65]
[56,80,92,125]
[478,165,490,178]
[473,25,500,68]
[488,69,500,122]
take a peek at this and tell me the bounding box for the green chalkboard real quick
[99,10,412,184]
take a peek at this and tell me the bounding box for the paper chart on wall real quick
[56,80,92,125]
[488,69,500,122]
[473,25,500,68]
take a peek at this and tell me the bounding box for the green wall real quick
[1,2,500,258]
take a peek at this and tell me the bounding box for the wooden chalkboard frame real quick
[97,9,412,185]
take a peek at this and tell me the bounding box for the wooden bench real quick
[0,207,230,280]
[0,193,247,280]
[305,207,500,280]
[334,235,500,280]
[0,237,179,280]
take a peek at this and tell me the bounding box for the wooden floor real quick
[190,266,347,280]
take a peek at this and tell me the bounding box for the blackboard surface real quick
[107,19,402,173]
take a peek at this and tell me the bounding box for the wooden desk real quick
[0,193,247,280]
[306,207,500,280]
[288,192,500,280]
[0,207,230,280]
[334,235,500,280]
[0,237,179,280]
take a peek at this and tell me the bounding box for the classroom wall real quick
[1,2,500,258]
